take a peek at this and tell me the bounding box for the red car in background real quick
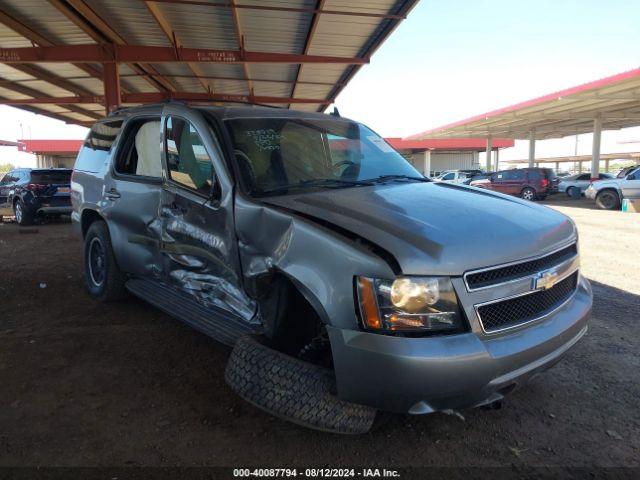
[470,168,558,201]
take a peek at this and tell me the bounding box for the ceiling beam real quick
[0,92,329,105]
[0,97,87,125]
[0,8,103,80]
[145,1,406,19]
[47,0,176,92]
[8,64,96,97]
[1,73,340,87]
[144,1,210,93]
[0,44,368,64]
[290,0,325,107]
[229,0,253,96]
[0,74,101,120]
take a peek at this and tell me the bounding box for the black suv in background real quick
[0,168,73,225]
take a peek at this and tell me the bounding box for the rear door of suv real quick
[621,167,640,199]
[98,115,166,277]
[491,170,525,195]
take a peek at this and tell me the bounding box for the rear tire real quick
[521,187,536,201]
[84,220,128,301]
[225,335,377,434]
[596,190,621,210]
[14,200,33,226]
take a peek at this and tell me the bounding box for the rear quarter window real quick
[528,170,542,181]
[74,120,123,173]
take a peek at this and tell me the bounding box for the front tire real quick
[225,335,376,434]
[84,221,128,301]
[14,200,33,226]
[521,187,536,201]
[567,186,578,197]
[596,190,621,210]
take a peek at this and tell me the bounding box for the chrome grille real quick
[465,244,577,290]
[476,272,579,333]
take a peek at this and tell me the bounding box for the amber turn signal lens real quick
[357,277,382,329]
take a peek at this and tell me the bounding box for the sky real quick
[2,0,640,167]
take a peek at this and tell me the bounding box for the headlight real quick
[356,276,464,334]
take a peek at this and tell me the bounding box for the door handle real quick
[105,188,121,200]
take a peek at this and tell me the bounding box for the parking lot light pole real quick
[528,129,536,168]
[591,116,602,181]
[486,136,493,171]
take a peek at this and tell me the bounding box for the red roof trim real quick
[18,139,83,154]
[386,137,514,151]
[406,66,640,139]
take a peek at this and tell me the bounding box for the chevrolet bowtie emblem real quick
[533,268,559,291]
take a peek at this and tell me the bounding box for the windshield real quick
[224,117,422,196]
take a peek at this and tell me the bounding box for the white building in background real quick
[385,138,514,176]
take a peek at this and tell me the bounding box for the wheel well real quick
[597,188,619,197]
[253,272,327,360]
[80,209,104,238]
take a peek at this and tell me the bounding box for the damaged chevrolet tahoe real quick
[71,104,592,434]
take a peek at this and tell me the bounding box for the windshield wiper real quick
[365,174,432,183]
[257,178,375,197]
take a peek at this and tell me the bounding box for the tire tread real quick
[225,335,376,434]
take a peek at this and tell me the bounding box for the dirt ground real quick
[0,197,638,473]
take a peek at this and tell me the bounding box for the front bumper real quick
[328,275,592,414]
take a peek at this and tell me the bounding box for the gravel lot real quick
[0,197,638,472]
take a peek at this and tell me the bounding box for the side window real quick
[165,117,214,196]
[511,170,526,181]
[0,172,13,184]
[527,170,541,181]
[114,118,162,178]
[75,120,123,174]
[578,174,590,181]
[442,172,455,180]
[492,172,504,182]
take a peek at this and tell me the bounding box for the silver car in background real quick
[558,172,614,196]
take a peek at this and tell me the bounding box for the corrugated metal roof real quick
[0,0,420,125]
[409,67,640,140]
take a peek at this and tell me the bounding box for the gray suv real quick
[71,103,592,434]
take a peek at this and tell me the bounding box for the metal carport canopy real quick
[406,67,640,141]
[406,67,640,179]
[0,0,419,125]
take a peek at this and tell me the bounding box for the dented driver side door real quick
[158,106,256,322]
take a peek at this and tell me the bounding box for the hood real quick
[262,182,576,275]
